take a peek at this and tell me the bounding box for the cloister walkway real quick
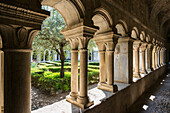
[128,64,170,113]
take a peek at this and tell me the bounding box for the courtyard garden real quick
[31,61,100,95]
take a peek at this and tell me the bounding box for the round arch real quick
[139,31,146,41]
[92,8,113,34]
[131,27,139,39]
[41,0,85,29]
[115,20,128,36]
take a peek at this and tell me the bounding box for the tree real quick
[33,6,70,78]
[32,6,97,78]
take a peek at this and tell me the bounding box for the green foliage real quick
[88,65,100,69]
[31,61,99,94]
[31,62,38,68]
[88,62,99,66]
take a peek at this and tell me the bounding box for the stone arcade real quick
[0,0,169,113]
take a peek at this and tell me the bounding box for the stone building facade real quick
[0,0,169,113]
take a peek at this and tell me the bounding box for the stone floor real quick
[31,82,130,113]
[128,66,170,113]
[31,86,69,110]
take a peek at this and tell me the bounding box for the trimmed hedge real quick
[31,62,99,93]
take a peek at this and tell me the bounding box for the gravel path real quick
[31,87,69,111]
[128,66,170,113]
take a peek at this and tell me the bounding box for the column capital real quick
[139,42,147,51]
[94,31,119,51]
[147,43,153,49]
[67,38,79,50]
[61,25,98,49]
[0,25,39,50]
[133,40,141,51]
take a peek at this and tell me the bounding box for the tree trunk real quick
[59,45,65,92]
[60,45,65,78]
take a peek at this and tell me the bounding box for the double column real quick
[63,25,97,109]
[133,40,141,78]
[94,32,118,92]
[139,43,147,74]
[146,44,153,72]
[152,45,157,70]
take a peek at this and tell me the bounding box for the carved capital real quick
[133,40,141,51]
[0,25,39,49]
[96,42,106,51]
[78,37,91,49]
[105,42,116,51]
[67,38,79,50]
[139,42,147,51]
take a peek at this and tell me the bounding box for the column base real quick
[66,95,94,109]
[97,83,118,92]
[146,68,152,73]
[140,70,147,74]
[133,73,141,78]
[66,92,78,101]
[1,106,4,113]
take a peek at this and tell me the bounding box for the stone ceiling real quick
[146,0,170,40]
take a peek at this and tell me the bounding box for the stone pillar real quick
[31,53,33,62]
[160,48,163,66]
[62,25,97,109]
[114,37,133,83]
[48,50,51,61]
[139,43,147,74]
[0,25,39,113]
[146,44,153,72]
[0,51,4,113]
[66,38,79,101]
[43,51,46,62]
[95,42,106,87]
[133,41,141,78]
[77,36,94,108]
[155,46,158,69]
[157,47,161,67]
[152,45,157,70]
[94,32,118,92]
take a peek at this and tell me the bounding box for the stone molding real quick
[0,2,49,28]
[0,25,39,49]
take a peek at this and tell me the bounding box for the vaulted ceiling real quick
[146,0,170,41]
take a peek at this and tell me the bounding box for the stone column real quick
[66,38,79,101]
[158,47,161,67]
[43,51,46,62]
[157,47,160,67]
[31,53,33,62]
[133,41,141,78]
[62,25,97,109]
[77,36,94,108]
[139,43,147,74]
[95,42,106,87]
[48,50,51,61]
[94,32,118,92]
[160,48,163,66]
[155,46,158,69]
[146,44,153,72]
[0,51,4,113]
[152,45,156,70]
[0,25,39,113]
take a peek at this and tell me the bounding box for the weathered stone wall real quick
[85,66,167,113]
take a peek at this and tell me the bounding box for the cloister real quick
[0,0,169,113]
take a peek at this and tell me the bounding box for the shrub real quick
[88,62,99,66]
[88,65,100,69]
[31,62,38,68]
